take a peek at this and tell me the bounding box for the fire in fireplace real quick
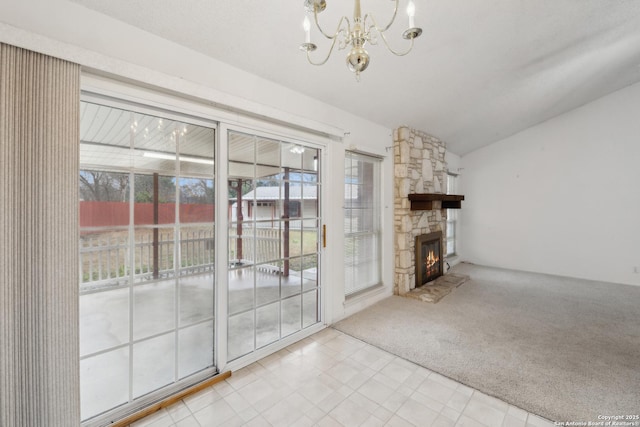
[415,231,443,287]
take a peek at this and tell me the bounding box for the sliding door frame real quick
[79,91,220,426]
[80,74,331,424]
[219,122,327,372]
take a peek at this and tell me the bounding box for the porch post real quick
[236,179,244,262]
[153,172,159,278]
[283,168,290,277]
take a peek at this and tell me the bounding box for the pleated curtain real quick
[0,42,81,426]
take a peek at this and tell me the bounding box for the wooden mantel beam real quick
[408,193,465,210]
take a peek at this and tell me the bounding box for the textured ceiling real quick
[70,0,640,155]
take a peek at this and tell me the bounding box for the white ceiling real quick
[70,0,640,155]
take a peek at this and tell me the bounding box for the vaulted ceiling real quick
[70,0,640,155]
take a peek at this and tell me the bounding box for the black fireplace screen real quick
[415,231,443,286]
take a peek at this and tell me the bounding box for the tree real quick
[80,170,129,202]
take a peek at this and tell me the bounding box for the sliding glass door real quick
[78,97,325,422]
[79,101,216,421]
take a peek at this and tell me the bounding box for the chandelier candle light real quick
[300,0,423,79]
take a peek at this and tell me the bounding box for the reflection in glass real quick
[133,333,175,398]
[303,290,318,328]
[133,281,175,340]
[79,101,216,420]
[134,174,176,225]
[228,311,255,361]
[281,296,301,337]
[256,302,280,348]
[228,267,255,315]
[179,321,214,378]
[179,178,214,223]
[133,227,176,283]
[80,347,129,420]
[227,130,321,361]
[79,288,129,357]
[180,274,214,326]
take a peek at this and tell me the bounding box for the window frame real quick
[344,151,383,297]
[446,172,458,257]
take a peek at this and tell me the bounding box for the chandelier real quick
[300,0,423,80]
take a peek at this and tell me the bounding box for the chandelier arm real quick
[378,30,416,56]
[306,36,341,65]
[363,0,399,34]
[313,9,351,40]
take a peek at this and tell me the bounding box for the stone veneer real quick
[394,127,448,296]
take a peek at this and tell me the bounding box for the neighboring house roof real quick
[231,184,359,201]
[239,185,316,201]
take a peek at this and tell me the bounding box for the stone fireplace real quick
[393,127,447,296]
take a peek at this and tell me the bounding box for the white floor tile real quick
[446,390,472,412]
[462,397,507,427]
[379,359,416,384]
[433,414,458,427]
[174,415,200,427]
[317,414,346,427]
[456,414,490,427]
[262,400,305,426]
[386,414,418,427]
[358,377,396,406]
[416,377,457,404]
[243,415,272,427]
[507,406,529,422]
[224,390,252,413]
[237,407,259,422]
[441,406,462,423]
[472,392,510,413]
[503,414,527,427]
[526,414,555,427]
[396,396,440,426]
[304,405,327,422]
[132,409,170,426]
[132,329,557,427]
[361,414,387,427]
[329,397,372,426]
[430,372,465,391]
[192,398,237,426]
[183,388,223,413]
[236,377,276,404]
[165,401,192,422]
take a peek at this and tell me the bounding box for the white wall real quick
[460,81,640,286]
[0,0,398,321]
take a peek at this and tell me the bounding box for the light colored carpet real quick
[333,263,640,422]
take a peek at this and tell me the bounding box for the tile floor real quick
[131,329,555,427]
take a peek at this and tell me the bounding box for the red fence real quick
[80,201,215,227]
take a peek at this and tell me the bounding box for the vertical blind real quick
[344,151,382,296]
[0,43,81,426]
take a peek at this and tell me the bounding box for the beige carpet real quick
[333,263,640,422]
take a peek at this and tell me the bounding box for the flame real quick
[425,250,438,269]
[425,249,440,281]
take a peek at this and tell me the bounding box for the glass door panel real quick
[79,101,216,422]
[227,130,321,361]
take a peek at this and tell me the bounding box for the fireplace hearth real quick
[415,231,443,287]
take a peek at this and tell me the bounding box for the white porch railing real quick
[80,228,214,291]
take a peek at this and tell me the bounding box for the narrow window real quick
[344,152,382,296]
[446,173,458,256]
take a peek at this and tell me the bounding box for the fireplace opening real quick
[415,231,443,287]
